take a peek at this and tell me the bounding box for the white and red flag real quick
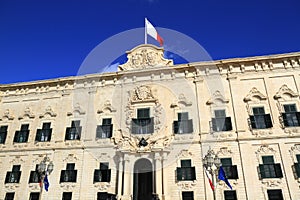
[205,169,215,191]
[145,18,164,46]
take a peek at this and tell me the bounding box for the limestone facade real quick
[0,44,300,200]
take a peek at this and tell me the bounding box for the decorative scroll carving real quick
[256,144,276,155]
[171,94,192,108]
[60,183,76,190]
[67,103,86,116]
[217,147,233,156]
[118,44,173,71]
[18,107,35,119]
[63,154,79,162]
[39,106,57,118]
[261,179,282,187]
[177,150,193,158]
[0,109,14,121]
[206,90,229,105]
[274,84,299,100]
[252,130,273,137]
[10,156,26,164]
[177,181,197,190]
[94,182,111,191]
[244,87,267,102]
[5,184,20,191]
[97,100,116,114]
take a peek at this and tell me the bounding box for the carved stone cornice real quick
[118,44,173,71]
[0,109,14,121]
[97,100,116,114]
[67,103,86,116]
[18,107,35,120]
[39,106,57,118]
[274,84,299,100]
[244,87,267,102]
[206,90,229,105]
[63,154,79,162]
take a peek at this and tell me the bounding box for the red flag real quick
[205,170,215,191]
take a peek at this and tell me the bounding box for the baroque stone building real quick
[0,44,300,200]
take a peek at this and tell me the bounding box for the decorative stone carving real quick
[217,179,237,190]
[5,184,20,191]
[206,90,229,105]
[18,107,35,119]
[118,44,173,71]
[131,85,157,103]
[261,179,282,187]
[251,130,273,137]
[29,183,41,191]
[171,94,192,108]
[256,145,276,155]
[274,84,299,100]
[0,109,14,121]
[177,150,193,158]
[60,182,76,190]
[284,127,300,135]
[94,182,111,191]
[244,87,267,102]
[39,106,57,118]
[97,100,116,114]
[217,147,233,156]
[67,103,86,116]
[63,154,79,162]
[177,181,197,190]
[10,156,26,164]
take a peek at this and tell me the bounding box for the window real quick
[221,158,238,179]
[267,189,283,200]
[0,125,8,144]
[224,190,237,200]
[293,154,300,178]
[173,112,193,134]
[94,162,111,182]
[60,163,77,182]
[4,193,15,200]
[13,124,30,143]
[182,191,194,200]
[29,165,40,183]
[62,192,72,200]
[258,156,283,179]
[131,108,154,134]
[5,165,21,183]
[282,104,300,127]
[212,110,232,132]
[176,160,196,181]
[29,193,40,200]
[250,107,272,129]
[65,120,81,140]
[36,122,52,142]
[97,192,117,200]
[96,118,113,139]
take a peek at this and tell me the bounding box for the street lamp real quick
[203,148,221,200]
[37,156,54,199]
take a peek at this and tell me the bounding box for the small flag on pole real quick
[145,18,164,46]
[205,169,215,191]
[44,173,50,192]
[218,166,232,190]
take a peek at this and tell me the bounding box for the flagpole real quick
[145,18,147,44]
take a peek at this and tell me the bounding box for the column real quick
[121,154,132,200]
[117,153,124,200]
[154,152,162,200]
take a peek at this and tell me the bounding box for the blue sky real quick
[0,0,299,84]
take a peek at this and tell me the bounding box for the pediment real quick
[118,44,173,71]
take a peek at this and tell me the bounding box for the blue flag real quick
[44,174,49,192]
[218,166,232,190]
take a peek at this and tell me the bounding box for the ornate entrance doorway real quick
[133,158,153,200]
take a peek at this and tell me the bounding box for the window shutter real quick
[5,172,10,183]
[296,112,300,125]
[282,113,289,127]
[225,117,233,131]
[107,169,111,182]
[264,114,273,128]
[173,121,179,134]
[249,116,256,129]
[191,167,196,180]
[258,164,265,179]
[176,167,182,181]
[294,163,300,178]
[149,117,154,133]
[231,165,239,179]
[212,118,217,131]
[187,119,193,133]
[274,163,283,178]
[77,127,82,139]
[94,170,101,182]
[13,131,19,142]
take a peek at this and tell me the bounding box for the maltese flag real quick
[145,18,164,46]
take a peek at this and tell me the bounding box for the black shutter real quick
[107,169,111,182]
[187,119,193,133]
[149,117,154,133]
[77,127,82,139]
[225,117,233,131]
[191,167,196,180]
[294,163,300,178]
[176,167,182,181]
[296,112,300,126]
[94,170,101,182]
[264,114,273,128]
[36,129,41,141]
[65,128,71,140]
[173,121,179,134]
[282,113,289,127]
[274,163,283,178]
[13,131,19,142]
[250,116,256,129]
[231,165,239,179]
[211,118,217,131]
[5,172,10,183]
[258,165,265,179]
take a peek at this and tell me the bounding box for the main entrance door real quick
[133,158,153,200]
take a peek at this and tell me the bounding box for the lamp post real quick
[37,156,54,200]
[203,148,221,200]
